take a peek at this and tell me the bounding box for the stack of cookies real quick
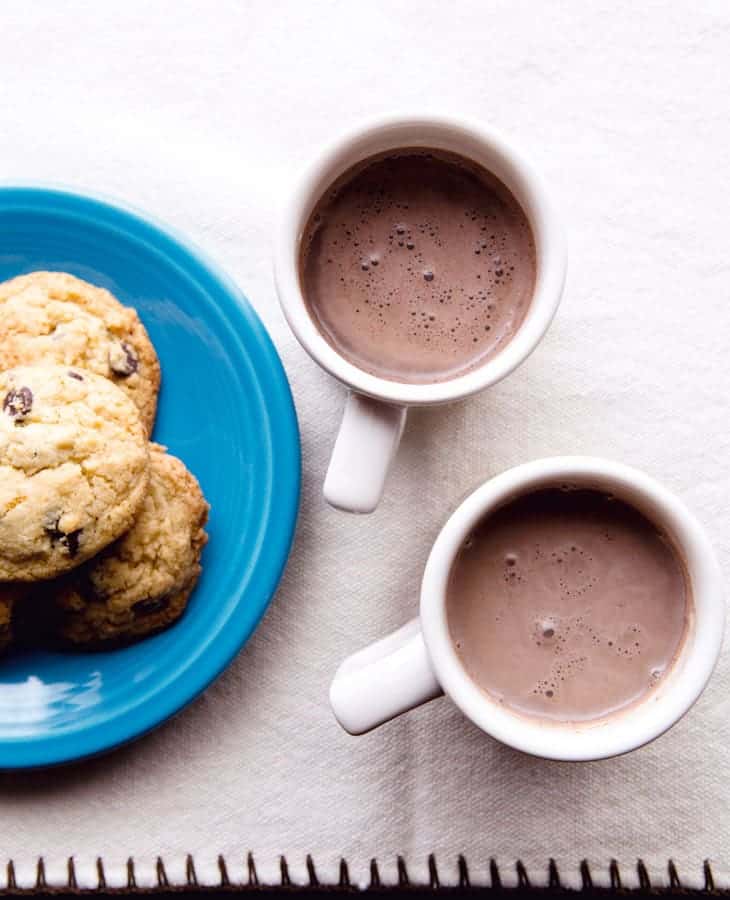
[0,272,209,652]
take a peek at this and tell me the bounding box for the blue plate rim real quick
[0,183,301,769]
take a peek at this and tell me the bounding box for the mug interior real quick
[420,457,724,760]
[275,114,566,406]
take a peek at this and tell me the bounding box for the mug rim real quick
[274,112,567,406]
[419,456,725,761]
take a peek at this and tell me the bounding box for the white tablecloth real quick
[1,0,729,889]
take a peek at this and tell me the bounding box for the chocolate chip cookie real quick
[48,444,208,645]
[0,365,150,581]
[0,272,161,435]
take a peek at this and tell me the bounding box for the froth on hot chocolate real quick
[299,149,536,383]
[446,488,690,723]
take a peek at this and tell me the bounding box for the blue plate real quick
[0,186,300,768]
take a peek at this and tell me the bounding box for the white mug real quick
[274,114,567,513]
[329,457,725,760]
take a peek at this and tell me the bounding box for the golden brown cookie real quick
[0,271,161,435]
[0,365,150,581]
[48,444,209,645]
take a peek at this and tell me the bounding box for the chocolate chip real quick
[44,517,83,558]
[109,341,139,377]
[61,529,82,557]
[68,371,84,381]
[132,596,170,616]
[3,386,33,422]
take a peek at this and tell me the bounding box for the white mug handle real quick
[323,392,407,513]
[329,619,443,734]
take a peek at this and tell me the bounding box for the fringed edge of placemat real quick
[0,856,724,894]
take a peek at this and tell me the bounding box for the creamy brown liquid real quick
[300,149,536,383]
[447,488,690,722]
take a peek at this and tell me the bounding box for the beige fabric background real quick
[1,0,729,889]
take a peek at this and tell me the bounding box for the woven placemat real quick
[0,858,721,895]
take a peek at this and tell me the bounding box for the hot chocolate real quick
[299,149,536,383]
[447,488,690,722]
